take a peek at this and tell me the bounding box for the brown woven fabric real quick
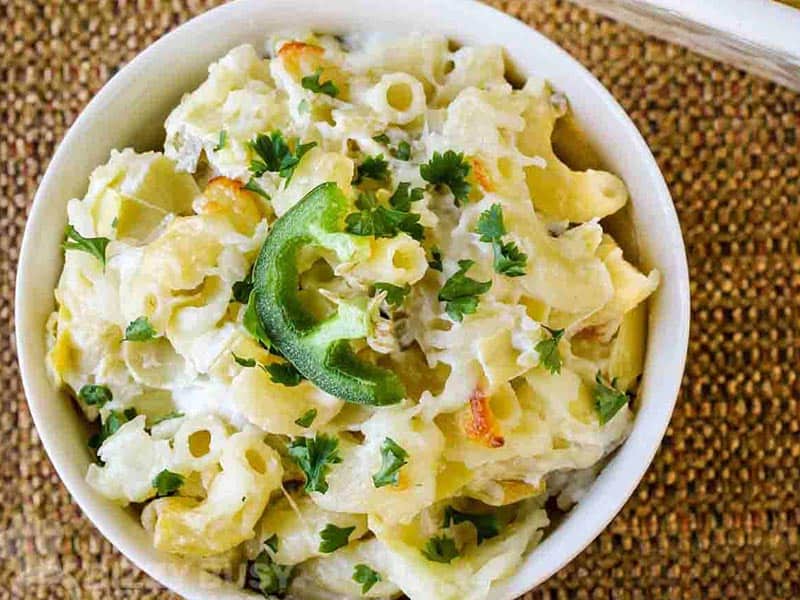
[2,1,799,598]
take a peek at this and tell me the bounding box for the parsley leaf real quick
[288,433,342,494]
[243,177,271,200]
[393,140,411,161]
[535,326,564,375]
[213,130,227,152]
[319,523,355,553]
[354,154,390,184]
[594,372,630,425]
[372,437,409,488]
[421,535,459,563]
[243,292,271,347]
[437,259,492,321]
[123,316,157,342]
[249,131,316,183]
[232,352,256,368]
[353,564,381,594]
[389,182,424,212]
[372,133,391,145]
[492,240,527,277]
[63,224,110,266]
[475,204,528,277]
[475,203,506,242]
[345,192,424,240]
[150,411,184,426]
[88,408,137,452]
[78,384,112,407]
[420,150,471,205]
[294,408,317,428]
[263,362,303,386]
[443,506,500,544]
[301,69,339,97]
[246,549,294,596]
[265,534,279,553]
[152,469,184,497]
[429,246,443,272]
[231,270,254,304]
[374,282,411,307]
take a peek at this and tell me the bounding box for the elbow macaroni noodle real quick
[46,32,658,599]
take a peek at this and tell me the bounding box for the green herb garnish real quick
[78,384,112,407]
[301,69,339,97]
[421,534,459,563]
[352,564,381,594]
[288,433,342,494]
[246,549,294,596]
[249,131,316,183]
[372,437,409,488]
[123,316,157,342]
[535,326,564,375]
[232,353,257,368]
[294,408,317,428]
[263,362,303,387]
[150,411,184,426]
[443,506,500,544]
[374,282,411,307]
[429,246,443,272]
[318,523,355,553]
[420,150,471,205]
[63,224,110,266]
[594,372,630,425]
[475,203,528,277]
[354,154,390,184]
[265,534,279,553]
[152,469,184,497]
[243,177,271,200]
[389,181,424,212]
[437,259,491,321]
[345,192,423,240]
[213,130,227,152]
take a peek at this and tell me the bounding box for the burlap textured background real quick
[2,1,799,598]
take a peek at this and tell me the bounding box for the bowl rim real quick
[15,0,690,598]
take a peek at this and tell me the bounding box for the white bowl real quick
[15,0,690,597]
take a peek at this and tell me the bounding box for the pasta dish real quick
[46,32,658,599]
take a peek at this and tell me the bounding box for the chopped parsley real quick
[232,353,257,368]
[475,203,528,277]
[288,433,342,494]
[249,131,316,183]
[231,270,254,304]
[150,411,184,426]
[428,246,443,272]
[393,140,411,161]
[123,316,157,342]
[443,506,500,544]
[246,549,294,596]
[63,224,110,266]
[352,564,381,594]
[535,326,564,375]
[88,408,137,453]
[344,192,423,241]
[421,534,459,563]
[372,133,391,145]
[213,130,227,152]
[374,282,411,307]
[243,292,271,347]
[152,469,184,497]
[389,181,424,212]
[475,203,506,241]
[420,150,471,205]
[372,437,409,488]
[294,408,317,428]
[354,154,390,184]
[264,534,279,553]
[437,259,492,322]
[78,384,112,407]
[243,177,271,200]
[318,523,355,553]
[263,362,304,387]
[594,372,630,425]
[301,69,339,97]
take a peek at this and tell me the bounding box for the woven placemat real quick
[2,1,799,598]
